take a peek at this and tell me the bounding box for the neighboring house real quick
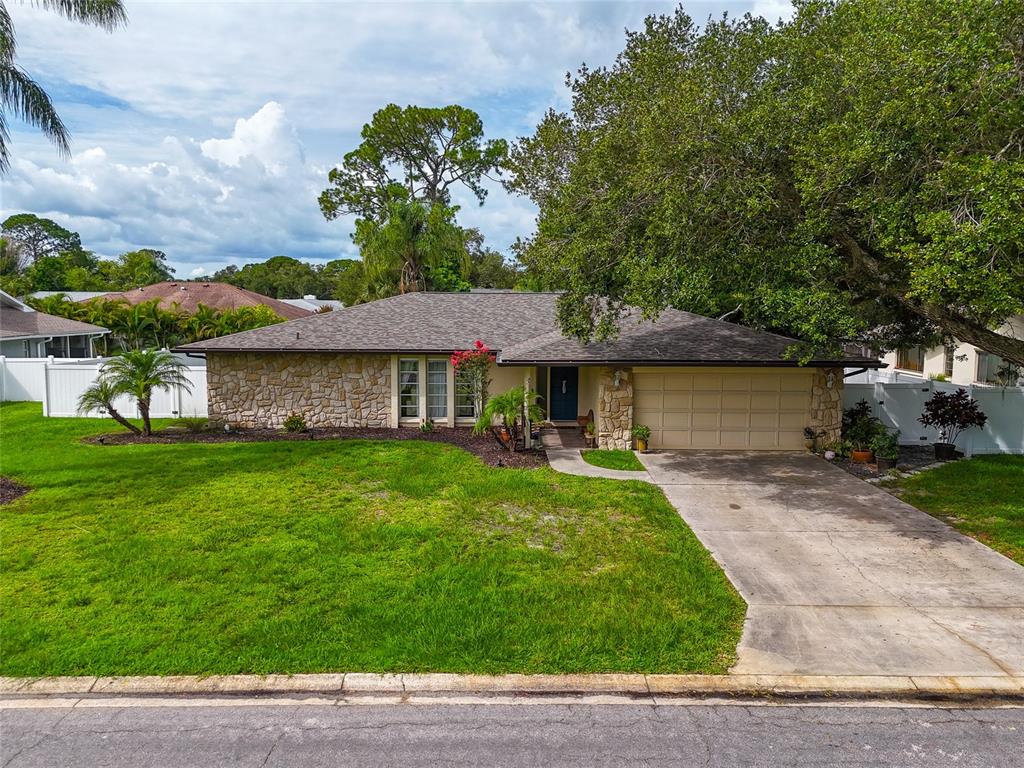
[879,315,1024,387]
[177,292,880,450]
[0,290,109,358]
[280,295,343,313]
[94,282,314,320]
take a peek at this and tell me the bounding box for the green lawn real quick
[581,449,645,472]
[0,402,743,677]
[884,456,1024,565]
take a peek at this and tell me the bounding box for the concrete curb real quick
[1,673,1021,700]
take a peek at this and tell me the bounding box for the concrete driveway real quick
[639,451,1024,677]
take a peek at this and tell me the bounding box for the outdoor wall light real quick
[613,369,624,387]
[826,371,835,389]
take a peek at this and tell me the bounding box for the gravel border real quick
[83,426,548,469]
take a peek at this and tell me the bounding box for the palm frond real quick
[0,4,16,66]
[0,63,69,172]
[30,0,127,31]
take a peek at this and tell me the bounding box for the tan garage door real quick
[633,368,814,450]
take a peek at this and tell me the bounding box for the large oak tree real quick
[506,0,1024,365]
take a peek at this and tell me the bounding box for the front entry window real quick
[427,360,448,419]
[399,359,419,418]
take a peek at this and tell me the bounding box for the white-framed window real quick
[943,346,955,378]
[977,352,1021,387]
[427,359,448,419]
[399,359,420,418]
[454,368,476,418]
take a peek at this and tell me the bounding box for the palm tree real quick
[100,348,192,436]
[1,0,128,173]
[77,376,139,434]
[358,199,468,296]
[474,386,544,452]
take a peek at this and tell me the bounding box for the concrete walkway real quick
[638,451,1024,678]
[540,427,651,481]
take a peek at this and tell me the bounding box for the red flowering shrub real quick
[451,340,495,418]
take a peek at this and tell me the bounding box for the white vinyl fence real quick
[844,380,1024,455]
[1,355,207,419]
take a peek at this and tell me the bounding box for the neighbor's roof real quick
[0,305,109,341]
[95,282,313,320]
[175,292,882,367]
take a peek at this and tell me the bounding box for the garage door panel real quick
[664,373,694,391]
[634,373,664,391]
[780,392,811,410]
[750,412,780,429]
[751,392,780,410]
[662,411,691,429]
[632,368,816,451]
[636,391,664,411]
[692,412,720,429]
[721,411,749,429]
[722,392,750,410]
[663,392,692,410]
[692,392,721,409]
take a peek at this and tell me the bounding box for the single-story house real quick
[280,295,344,313]
[95,282,313,320]
[0,289,109,358]
[176,291,882,450]
[879,315,1023,387]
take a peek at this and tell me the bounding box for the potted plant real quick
[632,424,651,452]
[870,430,900,473]
[842,399,883,463]
[474,386,544,452]
[584,420,597,448]
[918,388,987,460]
[802,426,819,452]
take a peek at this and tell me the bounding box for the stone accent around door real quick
[597,366,633,450]
[206,352,391,428]
[809,367,844,445]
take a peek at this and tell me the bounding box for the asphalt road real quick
[2,699,1021,767]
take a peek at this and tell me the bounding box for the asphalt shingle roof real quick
[0,307,108,340]
[175,291,881,367]
[97,282,312,320]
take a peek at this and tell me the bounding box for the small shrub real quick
[420,419,435,433]
[842,399,885,450]
[172,416,210,433]
[282,412,308,433]
[870,430,900,460]
[632,424,651,441]
[585,421,596,436]
[919,388,987,446]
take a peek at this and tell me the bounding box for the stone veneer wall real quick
[808,366,844,445]
[207,352,391,428]
[597,366,634,450]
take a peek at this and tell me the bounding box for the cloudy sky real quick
[2,0,792,278]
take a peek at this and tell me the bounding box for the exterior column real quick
[809,366,843,445]
[597,367,633,450]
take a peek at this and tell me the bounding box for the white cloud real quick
[2,1,778,274]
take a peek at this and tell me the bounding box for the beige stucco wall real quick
[207,352,390,428]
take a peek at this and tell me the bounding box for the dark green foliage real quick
[507,0,1024,365]
[918,389,988,446]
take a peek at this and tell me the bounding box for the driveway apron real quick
[639,451,1024,677]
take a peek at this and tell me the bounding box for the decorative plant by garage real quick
[450,340,495,418]
[918,388,987,460]
[841,399,885,462]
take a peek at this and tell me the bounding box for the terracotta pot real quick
[851,449,874,464]
[933,442,957,461]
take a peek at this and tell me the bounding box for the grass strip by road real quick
[0,402,743,677]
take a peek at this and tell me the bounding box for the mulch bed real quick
[84,425,548,469]
[0,476,30,505]
[832,444,942,480]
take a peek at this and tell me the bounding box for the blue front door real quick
[549,367,579,421]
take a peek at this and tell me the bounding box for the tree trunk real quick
[836,232,1024,366]
[139,399,152,436]
[108,406,141,435]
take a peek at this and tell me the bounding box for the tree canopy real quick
[506,0,1024,365]
[319,104,508,221]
